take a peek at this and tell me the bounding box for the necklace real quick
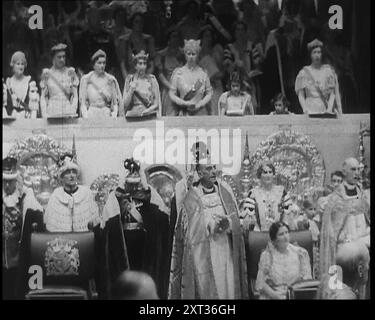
[260,185,276,221]
[202,185,215,194]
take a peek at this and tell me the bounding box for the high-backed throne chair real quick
[7,133,70,210]
[222,128,326,206]
[222,128,326,299]
[25,231,97,300]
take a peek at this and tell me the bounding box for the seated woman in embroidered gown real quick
[40,43,79,118]
[79,49,122,118]
[44,154,100,232]
[3,51,39,119]
[255,222,312,299]
[295,39,342,115]
[247,161,292,231]
[122,50,161,118]
[169,39,213,116]
[218,70,254,116]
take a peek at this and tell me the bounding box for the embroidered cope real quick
[195,185,235,299]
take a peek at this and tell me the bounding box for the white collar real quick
[54,186,89,205]
[3,188,23,208]
[343,181,358,190]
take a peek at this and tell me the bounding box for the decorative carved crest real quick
[44,237,80,276]
[7,134,70,208]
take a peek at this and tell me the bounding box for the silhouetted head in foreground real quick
[111,271,159,300]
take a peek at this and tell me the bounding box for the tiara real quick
[307,39,323,50]
[132,50,149,61]
[183,39,201,53]
[51,43,67,52]
[91,49,107,62]
[230,71,241,83]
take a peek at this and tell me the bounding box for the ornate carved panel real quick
[224,129,326,205]
[7,134,70,208]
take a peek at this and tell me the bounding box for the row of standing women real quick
[3,36,341,119]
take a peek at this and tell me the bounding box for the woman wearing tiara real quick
[295,39,342,115]
[118,12,155,82]
[40,43,79,118]
[3,51,39,118]
[247,161,292,232]
[122,50,161,118]
[169,39,213,116]
[79,49,122,118]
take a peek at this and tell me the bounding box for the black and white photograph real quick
[2,0,370,306]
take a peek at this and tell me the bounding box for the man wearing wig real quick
[169,142,248,299]
[169,39,213,116]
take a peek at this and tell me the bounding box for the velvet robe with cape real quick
[102,186,170,299]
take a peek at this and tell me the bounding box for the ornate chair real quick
[246,230,319,299]
[7,134,70,209]
[222,129,326,207]
[25,231,97,300]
